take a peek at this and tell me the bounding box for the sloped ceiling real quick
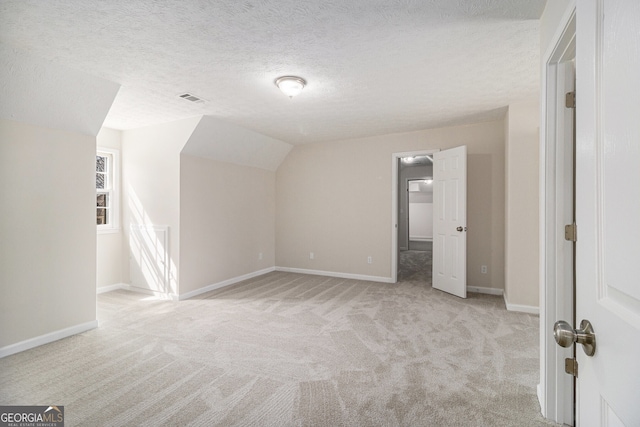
[183,116,292,171]
[0,0,544,144]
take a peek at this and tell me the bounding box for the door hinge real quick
[565,91,576,108]
[565,223,577,242]
[565,357,578,377]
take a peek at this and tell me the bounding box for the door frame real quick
[539,4,576,424]
[391,150,438,283]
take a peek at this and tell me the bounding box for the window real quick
[96,148,119,232]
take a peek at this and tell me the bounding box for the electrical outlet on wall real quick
[310,252,314,260]
[367,256,372,264]
[259,252,263,260]
[481,265,488,274]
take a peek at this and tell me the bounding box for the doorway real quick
[407,178,433,251]
[391,151,435,283]
[399,174,433,281]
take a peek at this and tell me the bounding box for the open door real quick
[554,1,640,425]
[432,145,466,298]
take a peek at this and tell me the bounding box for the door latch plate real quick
[565,223,577,242]
[565,91,576,108]
[565,358,578,377]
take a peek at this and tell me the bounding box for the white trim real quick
[276,266,394,283]
[467,286,503,296]
[504,294,540,315]
[125,284,177,301]
[96,147,120,232]
[543,1,579,63]
[0,320,98,358]
[540,4,576,424]
[97,282,177,300]
[537,383,543,408]
[97,227,121,235]
[178,267,276,300]
[96,283,127,294]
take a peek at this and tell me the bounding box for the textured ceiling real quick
[0,0,544,145]
[0,45,120,136]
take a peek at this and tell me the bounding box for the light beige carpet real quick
[398,250,432,282]
[0,272,559,426]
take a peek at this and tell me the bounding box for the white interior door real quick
[432,145,466,298]
[574,1,640,425]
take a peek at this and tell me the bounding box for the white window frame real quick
[96,147,120,234]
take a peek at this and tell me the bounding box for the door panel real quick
[435,234,445,276]
[432,145,467,298]
[450,235,459,280]
[575,1,640,425]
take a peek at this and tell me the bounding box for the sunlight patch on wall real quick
[127,185,178,296]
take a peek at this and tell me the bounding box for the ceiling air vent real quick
[178,93,205,103]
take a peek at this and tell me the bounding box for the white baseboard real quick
[96,283,127,294]
[504,294,540,314]
[467,286,503,296]
[178,267,276,300]
[0,320,99,359]
[124,284,178,300]
[537,383,544,417]
[276,266,394,283]
[97,283,177,300]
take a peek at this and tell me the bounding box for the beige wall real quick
[121,117,200,294]
[179,154,276,295]
[0,119,97,348]
[276,120,505,290]
[96,127,123,288]
[505,99,541,308]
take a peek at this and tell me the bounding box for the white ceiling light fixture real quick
[275,76,306,98]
